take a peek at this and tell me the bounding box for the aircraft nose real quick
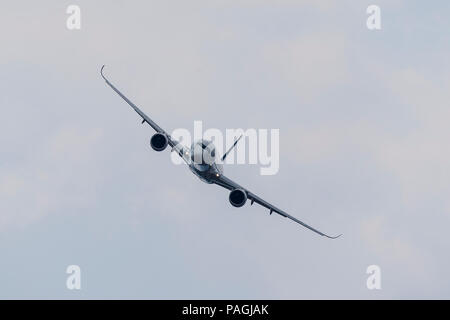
[192,149,204,164]
[191,143,216,165]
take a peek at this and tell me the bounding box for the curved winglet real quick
[324,233,342,239]
[285,211,342,239]
[100,64,107,81]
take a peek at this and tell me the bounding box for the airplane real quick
[100,65,341,239]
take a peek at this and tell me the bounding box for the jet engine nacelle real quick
[229,188,248,207]
[150,133,168,151]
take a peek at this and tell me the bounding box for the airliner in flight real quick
[101,66,341,239]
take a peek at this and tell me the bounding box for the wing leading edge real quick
[100,66,193,164]
[100,65,177,147]
[213,174,341,239]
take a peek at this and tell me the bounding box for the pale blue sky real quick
[0,1,449,298]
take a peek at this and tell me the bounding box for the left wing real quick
[213,174,341,239]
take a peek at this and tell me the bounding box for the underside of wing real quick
[100,65,194,164]
[213,174,341,239]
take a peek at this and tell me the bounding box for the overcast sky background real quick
[1,1,449,299]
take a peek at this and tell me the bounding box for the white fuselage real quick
[188,139,223,183]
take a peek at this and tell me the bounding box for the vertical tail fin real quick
[221,134,243,161]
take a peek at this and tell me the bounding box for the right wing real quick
[100,65,190,163]
[101,65,174,146]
